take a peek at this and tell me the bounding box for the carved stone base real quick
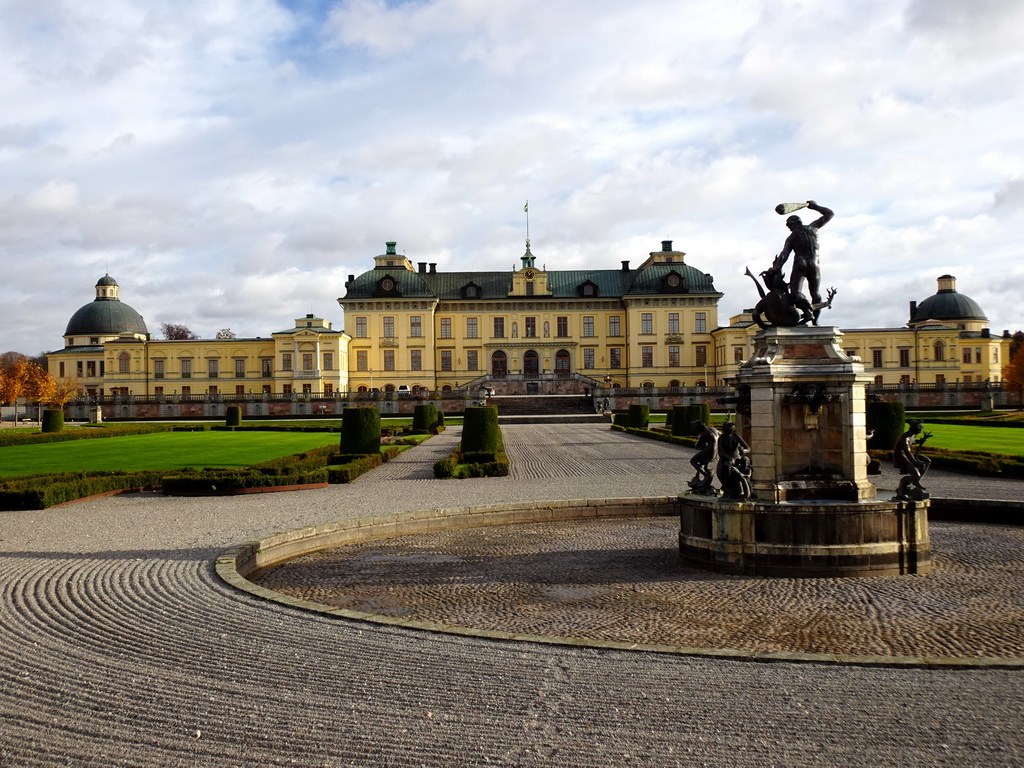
[679,495,931,578]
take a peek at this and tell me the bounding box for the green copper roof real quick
[911,289,986,325]
[65,297,148,337]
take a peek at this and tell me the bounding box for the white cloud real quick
[0,0,1021,357]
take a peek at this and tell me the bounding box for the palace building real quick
[46,241,1012,412]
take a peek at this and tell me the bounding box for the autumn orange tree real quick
[0,355,31,422]
[1003,343,1024,406]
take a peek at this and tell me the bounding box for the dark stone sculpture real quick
[774,200,833,323]
[687,420,719,495]
[785,383,839,414]
[716,421,752,500]
[893,420,932,501]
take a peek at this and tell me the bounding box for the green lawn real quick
[0,431,340,477]
[915,423,1024,456]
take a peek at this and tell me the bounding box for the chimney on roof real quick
[418,262,427,273]
[429,263,437,273]
[982,328,991,338]
[347,274,354,285]
[621,260,630,271]
[661,240,672,252]
[909,300,917,323]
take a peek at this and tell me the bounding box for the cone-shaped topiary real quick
[412,403,438,433]
[627,404,649,429]
[225,405,242,427]
[41,409,64,433]
[462,405,500,456]
[671,405,692,436]
[341,407,381,455]
[867,400,905,451]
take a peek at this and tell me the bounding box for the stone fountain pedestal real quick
[679,326,931,577]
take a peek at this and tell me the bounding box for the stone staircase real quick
[489,395,609,424]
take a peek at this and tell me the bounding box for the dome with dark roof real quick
[909,275,987,327]
[64,276,148,337]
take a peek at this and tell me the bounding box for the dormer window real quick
[578,280,599,298]
[376,276,401,297]
[461,281,481,299]
[663,271,687,293]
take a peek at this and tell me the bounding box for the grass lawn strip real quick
[918,424,1024,457]
[0,432,340,477]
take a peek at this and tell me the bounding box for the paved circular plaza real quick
[255,515,1024,662]
[2,424,1024,767]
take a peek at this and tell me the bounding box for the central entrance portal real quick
[524,350,539,377]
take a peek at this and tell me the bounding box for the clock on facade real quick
[524,269,536,279]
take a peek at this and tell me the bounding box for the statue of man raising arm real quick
[773,200,833,323]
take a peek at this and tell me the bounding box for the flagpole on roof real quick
[524,200,530,246]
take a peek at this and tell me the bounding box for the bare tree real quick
[161,323,200,340]
[215,328,236,339]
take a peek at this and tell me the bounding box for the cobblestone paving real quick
[1,424,1023,767]
[260,518,1024,659]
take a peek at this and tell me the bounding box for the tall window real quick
[383,350,395,371]
[641,313,653,334]
[975,348,982,364]
[695,345,707,367]
[440,318,452,338]
[236,385,245,395]
[609,316,621,337]
[641,346,653,367]
[899,349,911,368]
[181,386,191,396]
[410,316,422,337]
[525,317,536,337]
[154,360,165,379]
[734,346,744,363]
[668,346,680,366]
[467,350,478,371]
[440,350,452,371]
[181,359,192,379]
[282,353,292,371]
[322,353,333,371]
[583,348,595,369]
[208,359,219,378]
[466,317,478,338]
[963,348,972,364]
[494,317,505,337]
[302,353,314,371]
[118,352,130,373]
[933,341,944,361]
[610,348,622,369]
[356,350,368,371]
[355,317,367,338]
[668,313,679,334]
[525,282,535,296]
[261,359,272,377]
[583,316,595,337]
[695,312,707,334]
[382,316,395,337]
[557,316,568,337]
[235,359,246,378]
[410,350,422,370]
[873,350,884,368]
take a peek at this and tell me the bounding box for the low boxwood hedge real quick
[611,423,699,448]
[0,424,170,448]
[0,470,164,510]
[432,431,509,479]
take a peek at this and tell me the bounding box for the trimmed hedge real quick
[611,423,699,448]
[867,401,905,451]
[0,423,170,448]
[433,420,509,478]
[41,409,64,433]
[340,407,381,455]
[0,470,164,510]
[225,405,242,427]
[671,404,708,437]
[871,446,1024,479]
[161,468,329,494]
[327,446,402,483]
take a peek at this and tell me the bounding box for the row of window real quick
[87,353,337,380]
[352,345,709,372]
[860,347,995,369]
[354,313,708,339]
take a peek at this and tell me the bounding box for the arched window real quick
[384,384,395,392]
[491,351,507,376]
[441,384,452,392]
[695,380,707,388]
[933,341,944,361]
[118,352,130,373]
[555,349,570,375]
[357,386,368,393]
[524,350,539,376]
[668,379,681,388]
[641,381,654,388]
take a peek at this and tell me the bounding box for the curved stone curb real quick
[215,497,1024,670]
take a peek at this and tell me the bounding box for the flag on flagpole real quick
[524,201,528,212]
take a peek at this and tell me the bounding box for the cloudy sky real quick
[2,0,1023,355]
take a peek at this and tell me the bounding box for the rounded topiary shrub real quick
[628,404,649,430]
[866,400,905,451]
[225,405,242,427]
[412,403,438,433]
[670,405,691,436]
[41,409,64,433]
[340,407,381,456]
[462,406,500,456]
